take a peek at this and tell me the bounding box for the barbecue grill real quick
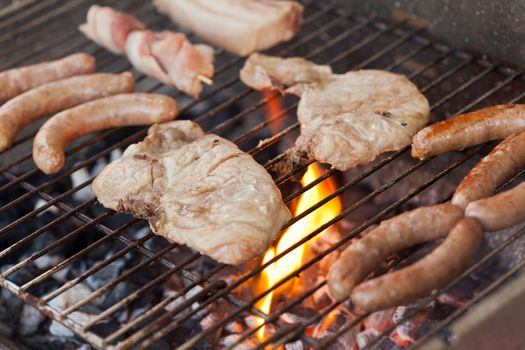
[1,0,525,349]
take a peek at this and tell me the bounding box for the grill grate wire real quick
[0,0,524,349]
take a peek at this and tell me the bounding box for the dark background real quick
[0,0,523,66]
[338,0,525,67]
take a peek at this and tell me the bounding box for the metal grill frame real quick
[0,0,524,349]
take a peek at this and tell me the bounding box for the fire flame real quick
[262,91,286,136]
[255,163,342,341]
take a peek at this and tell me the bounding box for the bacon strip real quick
[79,5,145,54]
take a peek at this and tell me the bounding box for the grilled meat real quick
[125,30,214,98]
[92,121,291,264]
[33,93,178,174]
[79,5,145,54]
[241,55,430,171]
[412,104,525,159]
[240,53,332,94]
[0,72,134,152]
[153,0,303,56]
[0,53,95,104]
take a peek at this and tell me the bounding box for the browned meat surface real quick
[92,121,292,265]
[0,53,95,104]
[240,55,430,171]
[412,104,525,159]
[33,93,178,174]
[0,72,134,152]
[240,53,332,94]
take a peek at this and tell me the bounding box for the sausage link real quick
[0,53,96,104]
[452,131,525,209]
[466,182,525,231]
[33,93,179,174]
[0,72,134,152]
[351,218,482,311]
[412,104,525,159]
[327,204,464,302]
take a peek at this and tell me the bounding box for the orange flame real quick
[255,163,342,341]
[262,91,285,135]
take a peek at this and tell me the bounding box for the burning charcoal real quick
[225,321,244,334]
[221,334,257,350]
[280,306,318,325]
[313,307,357,350]
[390,306,420,346]
[364,308,395,332]
[244,315,260,329]
[18,303,46,335]
[285,340,305,350]
[71,166,94,202]
[355,328,380,349]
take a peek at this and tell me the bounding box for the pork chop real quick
[240,55,430,171]
[296,70,430,171]
[92,121,291,264]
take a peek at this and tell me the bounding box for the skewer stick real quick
[198,75,213,86]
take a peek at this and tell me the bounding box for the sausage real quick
[412,104,525,159]
[327,204,465,302]
[0,53,96,104]
[0,72,135,152]
[466,182,525,231]
[33,93,179,174]
[451,131,525,209]
[351,218,482,311]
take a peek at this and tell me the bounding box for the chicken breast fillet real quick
[92,121,291,265]
[295,70,430,171]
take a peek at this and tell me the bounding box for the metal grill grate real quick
[1,0,525,349]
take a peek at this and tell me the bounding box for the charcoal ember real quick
[225,321,244,334]
[221,334,257,350]
[285,340,305,350]
[364,308,395,332]
[18,304,46,335]
[313,307,357,350]
[280,306,318,325]
[356,328,380,349]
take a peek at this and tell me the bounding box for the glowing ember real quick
[255,163,342,342]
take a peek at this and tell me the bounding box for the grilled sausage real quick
[0,73,135,152]
[351,218,482,311]
[412,104,525,159]
[0,53,96,104]
[328,204,464,302]
[452,131,525,209]
[466,182,525,231]
[33,93,179,174]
